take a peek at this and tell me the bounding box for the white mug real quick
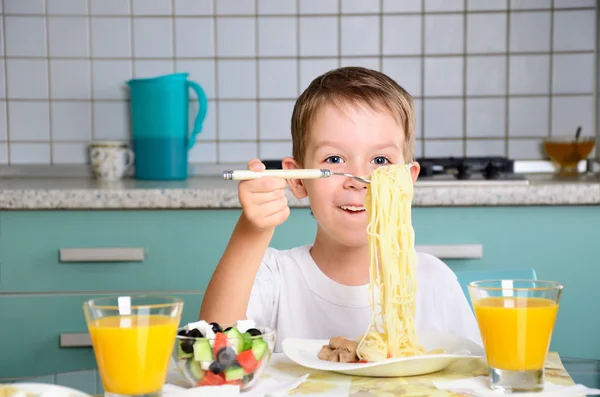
[89,141,135,181]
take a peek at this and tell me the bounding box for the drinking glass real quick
[83,295,184,397]
[468,280,563,393]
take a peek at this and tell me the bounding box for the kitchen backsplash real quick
[0,0,597,165]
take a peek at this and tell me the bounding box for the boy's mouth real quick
[340,205,366,213]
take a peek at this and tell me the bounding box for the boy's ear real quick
[282,156,308,199]
[410,161,421,183]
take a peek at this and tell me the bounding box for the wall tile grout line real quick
[295,0,301,120]
[0,135,574,144]
[462,0,468,157]
[2,0,10,164]
[504,1,512,158]
[171,0,176,75]
[337,0,341,68]
[44,0,54,164]
[548,1,555,138]
[596,0,600,161]
[129,0,135,78]
[212,0,220,163]
[0,48,595,61]
[2,92,597,102]
[255,0,260,160]
[87,0,94,143]
[420,0,425,157]
[377,0,383,72]
[2,7,596,18]
[4,92,594,103]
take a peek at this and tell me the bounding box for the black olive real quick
[209,360,224,374]
[216,347,237,367]
[245,328,262,336]
[188,328,203,338]
[177,329,188,337]
[210,322,223,333]
[223,326,232,332]
[180,339,194,354]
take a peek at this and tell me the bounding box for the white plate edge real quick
[282,337,484,371]
[7,383,94,397]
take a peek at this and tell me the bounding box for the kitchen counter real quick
[0,173,598,209]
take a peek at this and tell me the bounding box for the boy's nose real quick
[343,168,369,189]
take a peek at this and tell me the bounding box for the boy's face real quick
[284,102,420,248]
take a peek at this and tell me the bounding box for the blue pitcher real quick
[127,73,208,180]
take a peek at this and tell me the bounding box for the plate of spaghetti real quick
[282,164,484,377]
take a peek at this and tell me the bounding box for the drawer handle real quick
[60,333,91,347]
[59,248,145,262]
[415,244,483,259]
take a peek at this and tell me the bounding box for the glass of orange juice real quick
[468,280,563,393]
[83,295,184,397]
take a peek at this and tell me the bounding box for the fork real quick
[222,169,371,183]
[222,164,413,184]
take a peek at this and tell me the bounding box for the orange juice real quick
[474,297,558,371]
[88,314,178,395]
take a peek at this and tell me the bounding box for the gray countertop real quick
[0,173,598,209]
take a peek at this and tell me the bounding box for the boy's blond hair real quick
[291,66,416,166]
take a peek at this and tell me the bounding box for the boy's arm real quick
[199,159,289,325]
[199,215,274,325]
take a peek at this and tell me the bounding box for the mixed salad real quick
[173,319,273,388]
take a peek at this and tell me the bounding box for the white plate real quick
[5,383,94,397]
[282,330,485,377]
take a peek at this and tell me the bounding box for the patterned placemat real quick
[263,352,575,396]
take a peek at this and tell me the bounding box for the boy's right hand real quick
[238,159,290,231]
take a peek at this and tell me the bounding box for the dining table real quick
[216,352,600,396]
[7,352,599,397]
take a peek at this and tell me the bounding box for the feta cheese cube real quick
[201,361,213,371]
[184,320,207,331]
[236,319,256,333]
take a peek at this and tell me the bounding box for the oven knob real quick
[456,163,472,180]
[484,163,501,179]
[420,163,434,177]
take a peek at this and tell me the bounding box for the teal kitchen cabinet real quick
[0,293,204,378]
[0,206,598,379]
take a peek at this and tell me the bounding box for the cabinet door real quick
[0,209,319,293]
[0,210,235,292]
[413,206,600,360]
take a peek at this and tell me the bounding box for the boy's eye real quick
[372,156,390,165]
[325,155,344,164]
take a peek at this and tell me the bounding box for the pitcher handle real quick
[186,80,208,150]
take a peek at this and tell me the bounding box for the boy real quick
[200,67,481,352]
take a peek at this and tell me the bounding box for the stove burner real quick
[416,157,515,181]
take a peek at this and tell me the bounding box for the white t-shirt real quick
[246,245,482,352]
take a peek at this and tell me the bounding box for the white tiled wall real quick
[0,0,597,165]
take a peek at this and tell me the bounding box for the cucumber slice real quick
[224,365,245,381]
[188,360,205,381]
[224,327,244,353]
[251,338,268,361]
[193,338,213,362]
[241,334,253,351]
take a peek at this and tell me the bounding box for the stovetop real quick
[262,157,528,184]
[416,156,520,180]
